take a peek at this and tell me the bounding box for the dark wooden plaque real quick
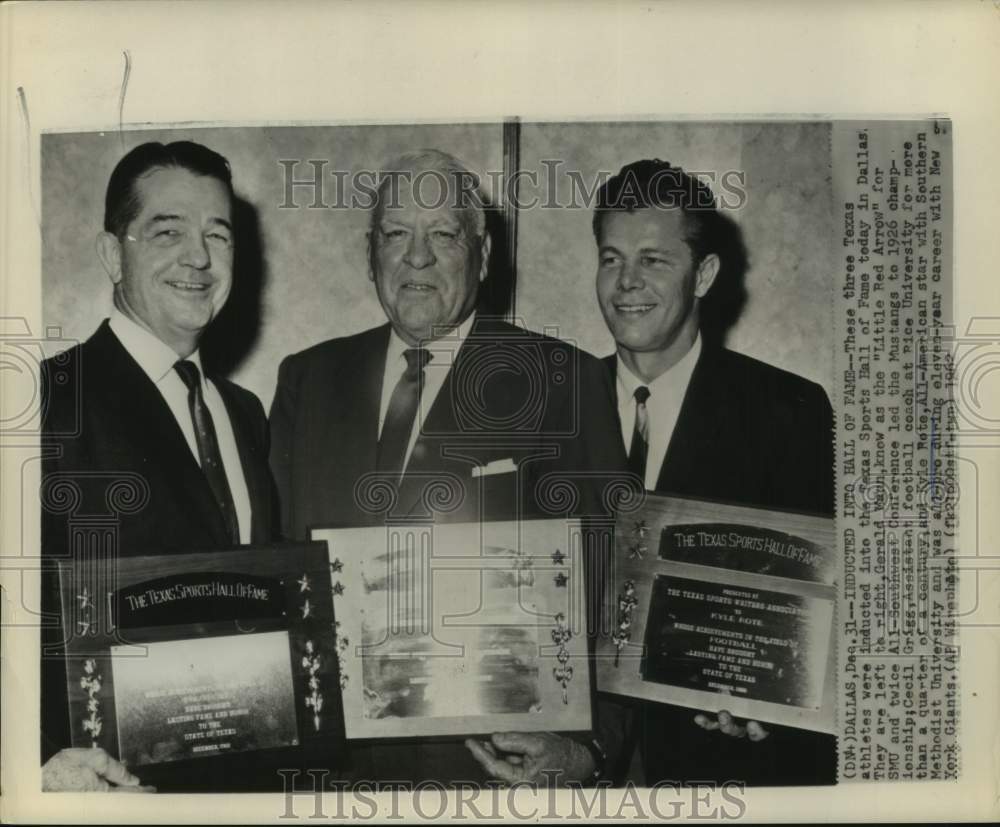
[56,542,344,769]
[596,493,837,733]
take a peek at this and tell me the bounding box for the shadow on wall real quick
[477,206,514,319]
[201,196,266,377]
[701,210,749,349]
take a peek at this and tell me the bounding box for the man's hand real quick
[693,709,769,741]
[42,748,154,792]
[465,732,594,786]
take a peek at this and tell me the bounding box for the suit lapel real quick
[604,348,727,494]
[398,326,471,516]
[401,318,524,518]
[214,380,268,543]
[339,323,389,481]
[407,317,531,472]
[91,322,230,546]
[602,353,626,448]
[409,353,462,465]
[655,346,727,492]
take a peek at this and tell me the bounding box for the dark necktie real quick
[627,385,651,484]
[174,360,240,544]
[377,348,432,477]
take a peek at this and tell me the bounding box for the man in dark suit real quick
[40,141,277,790]
[270,149,625,786]
[593,158,835,785]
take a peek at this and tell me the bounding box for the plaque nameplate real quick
[111,632,299,766]
[113,572,285,628]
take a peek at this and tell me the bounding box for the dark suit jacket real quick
[605,346,837,786]
[271,318,625,534]
[270,317,627,785]
[606,346,833,515]
[40,320,279,790]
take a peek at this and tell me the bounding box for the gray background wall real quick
[42,121,833,410]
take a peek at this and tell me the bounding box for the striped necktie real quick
[174,360,240,543]
[377,348,432,478]
[627,385,651,484]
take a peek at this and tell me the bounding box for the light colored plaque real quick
[313,518,592,740]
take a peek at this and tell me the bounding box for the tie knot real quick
[634,385,651,405]
[174,359,202,391]
[403,348,432,378]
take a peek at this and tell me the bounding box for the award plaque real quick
[56,543,344,768]
[312,518,592,740]
[596,493,837,733]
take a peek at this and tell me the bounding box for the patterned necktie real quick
[628,385,651,484]
[377,348,433,477]
[174,360,240,543]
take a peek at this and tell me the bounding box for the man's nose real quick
[403,232,436,269]
[179,233,211,269]
[617,259,643,290]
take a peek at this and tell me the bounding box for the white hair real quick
[369,148,487,239]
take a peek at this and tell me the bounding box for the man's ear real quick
[478,234,492,282]
[96,232,124,284]
[693,253,720,299]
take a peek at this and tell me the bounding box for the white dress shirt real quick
[378,313,476,472]
[108,309,252,542]
[616,335,703,491]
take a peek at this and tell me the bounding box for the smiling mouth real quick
[615,303,656,315]
[166,281,212,293]
[401,281,437,293]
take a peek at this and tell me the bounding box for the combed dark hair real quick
[592,158,724,264]
[594,158,750,345]
[104,141,234,239]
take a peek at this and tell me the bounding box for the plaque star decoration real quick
[330,558,344,574]
[75,586,96,636]
[332,582,345,596]
[551,548,565,566]
[627,542,647,560]
[554,572,568,588]
[300,599,312,619]
[297,574,311,593]
[630,520,649,539]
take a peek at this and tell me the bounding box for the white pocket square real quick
[471,458,518,478]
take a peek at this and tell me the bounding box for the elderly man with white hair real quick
[270,149,627,786]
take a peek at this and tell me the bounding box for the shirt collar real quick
[617,334,702,403]
[386,312,477,366]
[108,308,204,385]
